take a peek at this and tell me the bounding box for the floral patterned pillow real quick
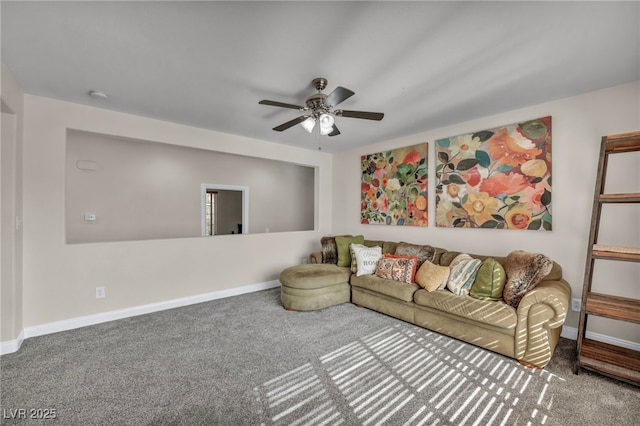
[374,254,419,284]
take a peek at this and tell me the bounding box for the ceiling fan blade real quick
[328,125,341,137]
[273,115,309,132]
[337,110,384,121]
[325,86,355,108]
[259,99,305,110]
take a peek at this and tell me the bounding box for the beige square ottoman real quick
[279,264,352,311]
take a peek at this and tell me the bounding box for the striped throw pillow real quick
[446,253,482,296]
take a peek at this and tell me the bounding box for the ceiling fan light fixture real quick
[301,117,316,133]
[320,126,333,136]
[319,113,335,135]
[259,77,384,138]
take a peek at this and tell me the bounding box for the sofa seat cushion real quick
[413,289,517,330]
[351,274,419,302]
[279,264,351,290]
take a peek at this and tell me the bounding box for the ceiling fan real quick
[259,77,384,137]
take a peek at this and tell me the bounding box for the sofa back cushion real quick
[382,241,398,255]
[363,239,385,249]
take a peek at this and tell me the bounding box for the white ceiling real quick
[2,1,639,153]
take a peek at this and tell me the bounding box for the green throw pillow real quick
[335,235,364,267]
[469,257,506,301]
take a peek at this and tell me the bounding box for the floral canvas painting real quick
[361,143,428,226]
[435,116,552,230]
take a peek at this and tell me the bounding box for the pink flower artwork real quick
[435,117,552,230]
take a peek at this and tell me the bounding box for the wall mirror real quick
[201,184,249,236]
[65,130,315,243]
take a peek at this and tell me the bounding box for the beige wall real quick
[65,130,314,243]
[21,95,332,328]
[4,63,638,349]
[332,81,640,342]
[1,63,24,344]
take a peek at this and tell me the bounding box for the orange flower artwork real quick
[435,117,552,230]
[361,143,428,226]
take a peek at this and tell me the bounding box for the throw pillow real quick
[351,244,383,277]
[351,242,383,273]
[469,258,506,301]
[320,236,338,264]
[335,235,365,267]
[503,250,553,308]
[415,261,450,292]
[446,253,482,296]
[395,242,436,268]
[374,254,419,284]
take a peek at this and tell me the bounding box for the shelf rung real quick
[605,132,640,153]
[592,245,640,262]
[586,292,640,323]
[578,338,640,385]
[599,193,640,203]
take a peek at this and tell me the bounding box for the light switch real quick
[84,213,97,221]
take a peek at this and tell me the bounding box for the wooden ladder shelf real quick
[574,131,640,386]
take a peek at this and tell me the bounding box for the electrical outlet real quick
[571,298,581,312]
[96,287,106,299]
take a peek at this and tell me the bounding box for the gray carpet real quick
[1,288,638,425]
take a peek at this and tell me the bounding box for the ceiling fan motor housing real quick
[305,93,328,112]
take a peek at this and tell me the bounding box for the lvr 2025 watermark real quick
[3,408,57,420]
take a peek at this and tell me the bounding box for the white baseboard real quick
[0,329,24,356]
[561,326,640,351]
[560,326,578,340]
[1,280,279,355]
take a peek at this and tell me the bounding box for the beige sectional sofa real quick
[280,239,571,369]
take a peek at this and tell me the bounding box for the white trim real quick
[0,280,279,355]
[201,183,249,236]
[561,326,640,351]
[0,329,24,355]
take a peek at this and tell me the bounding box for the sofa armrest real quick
[514,279,571,368]
[309,252,323,264]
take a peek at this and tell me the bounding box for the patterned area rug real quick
[256,323,562,426]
